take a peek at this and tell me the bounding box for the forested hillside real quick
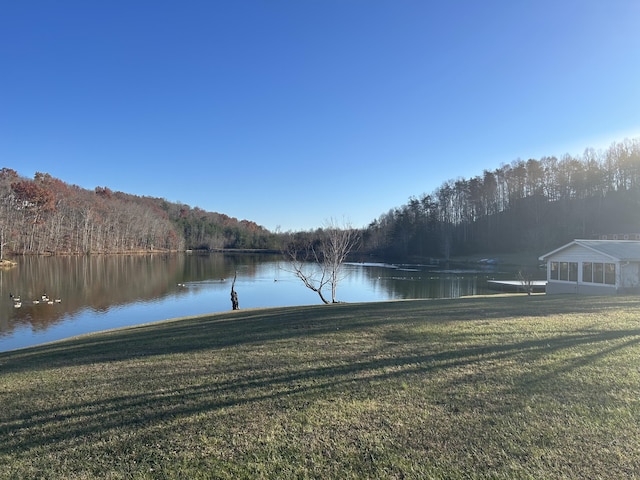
[3,137,639,259]
[362,138,640,259]
[0,169,278,255]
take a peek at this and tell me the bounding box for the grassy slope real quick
[1,295,639,479]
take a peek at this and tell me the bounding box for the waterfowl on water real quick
[9,292,60,306]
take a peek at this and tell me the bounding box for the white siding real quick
[541,240,640,295]
[548,244,612,264]
[545,244,620,294]
[620,262,640,292]
[546,281,578,294]
[546,281,615,295]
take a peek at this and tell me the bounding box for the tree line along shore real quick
[2,137,639,260]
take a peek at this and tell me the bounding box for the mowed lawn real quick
[1,295,639,479]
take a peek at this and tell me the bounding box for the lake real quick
[0,253,541,352]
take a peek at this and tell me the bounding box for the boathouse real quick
[539,239,640,295]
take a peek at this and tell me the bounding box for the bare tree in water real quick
[230,271,239,310]
[285,220,360,304]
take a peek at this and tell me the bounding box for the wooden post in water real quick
[230,271,239,310]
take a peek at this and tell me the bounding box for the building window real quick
[569,262,578,281]
[560,262,568,280]
[583,262,593,283]
[550,262,559,280]
[593,263,604,283]
[551,261,578,281]
[582,262,616,285]
[605,263,616,285]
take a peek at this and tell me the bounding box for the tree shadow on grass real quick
[2,294,640,459]
[0,294,636,383]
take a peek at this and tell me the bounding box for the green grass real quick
[1,295,640,479]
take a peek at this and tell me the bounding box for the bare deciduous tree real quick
[286,241,332,304]
[517,269,534,295]
[285,220,360,304]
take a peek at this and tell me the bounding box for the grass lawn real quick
[1,295,639,479]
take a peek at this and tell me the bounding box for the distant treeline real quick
[361,138,640,259]
[2,137,639,258]
[0,169,279,255]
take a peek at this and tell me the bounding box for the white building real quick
[539,239,640,295]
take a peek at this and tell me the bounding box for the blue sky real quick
[2,1,639,231]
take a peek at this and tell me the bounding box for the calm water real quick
[0,253,535,352]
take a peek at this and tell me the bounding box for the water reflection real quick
[2,254,245,341]
[342,262,506,299]
[0,254,538,351]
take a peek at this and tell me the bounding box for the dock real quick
[487,280,547,293]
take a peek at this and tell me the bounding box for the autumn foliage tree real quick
[11,173,56,253]
[0,170,277,255]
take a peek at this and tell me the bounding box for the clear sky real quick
[2,1,639,232]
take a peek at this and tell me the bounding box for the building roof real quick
[539,239,640,262]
